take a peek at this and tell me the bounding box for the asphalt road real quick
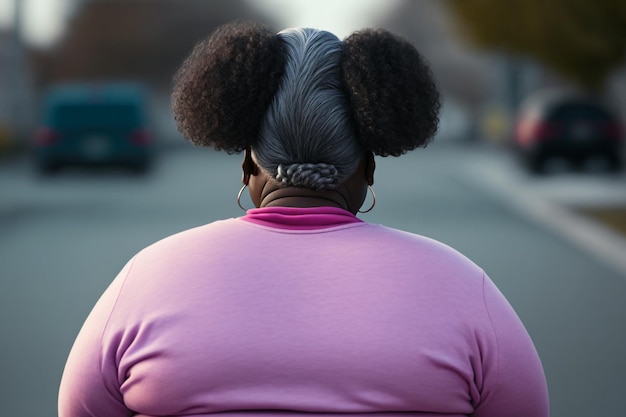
[1,141,625,417]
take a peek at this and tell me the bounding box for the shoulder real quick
[137,217,246,256]
[357,223,483,273]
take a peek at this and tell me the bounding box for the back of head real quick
[254,28,362,190]
[172,21,441,190]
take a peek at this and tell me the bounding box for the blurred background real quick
[1,1,625,416]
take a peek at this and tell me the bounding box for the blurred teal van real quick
[33,82,155,173]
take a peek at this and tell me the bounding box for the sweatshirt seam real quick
[481,270,500,403]
[98,255,137,391]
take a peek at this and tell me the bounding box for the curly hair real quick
[171,21,285,153]
[341,29,441,156]
[171,22,441,188]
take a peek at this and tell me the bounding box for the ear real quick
[365,151,375,186]
[241,148,258,185]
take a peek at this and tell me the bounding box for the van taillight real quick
[35,127,59,146]
[516,121,556,146]
[130,129,152,146]
[532,123,558,140]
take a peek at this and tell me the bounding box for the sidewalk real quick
[457,143,626,277]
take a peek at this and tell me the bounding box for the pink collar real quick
[240,206,363,230]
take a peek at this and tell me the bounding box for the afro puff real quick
[171,21,286,153]
[341,29,441,156]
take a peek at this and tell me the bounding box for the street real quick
[1,141,625,417]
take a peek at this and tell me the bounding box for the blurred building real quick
[33,0,279,91]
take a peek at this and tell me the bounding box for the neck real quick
[259,186,351,212]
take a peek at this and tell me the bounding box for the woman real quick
[59,22,549,417]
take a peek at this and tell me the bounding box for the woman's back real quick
[60,208,547,416]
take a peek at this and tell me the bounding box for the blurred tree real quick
[33,0,278,91]
[447,0,626,90]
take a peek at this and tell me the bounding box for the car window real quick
[549,102,612,122]
[50,103,143,129]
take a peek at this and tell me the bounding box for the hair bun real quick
[341,29,441,156]
[171,21,286,153]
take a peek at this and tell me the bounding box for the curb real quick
[460,146,626,279]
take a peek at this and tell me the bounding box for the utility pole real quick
[9,0,27,147]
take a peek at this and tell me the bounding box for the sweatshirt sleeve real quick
[472,273,550,417]
[58,258,135,417]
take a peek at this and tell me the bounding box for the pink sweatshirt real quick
[59,207,549,417]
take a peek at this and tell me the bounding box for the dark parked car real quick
[33,82,155,173]
[514,90,624,173]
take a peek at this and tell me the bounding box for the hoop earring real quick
[237,184,249,211]
[358,185,376,213]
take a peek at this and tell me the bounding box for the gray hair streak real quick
[252,27,364,190]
